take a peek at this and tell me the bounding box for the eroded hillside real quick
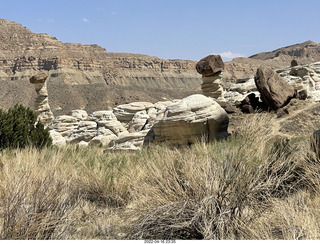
[0,19,202,114]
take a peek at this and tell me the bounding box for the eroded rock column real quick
[30,72,54,125]
[196,54,226,101]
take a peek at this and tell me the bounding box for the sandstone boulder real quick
[109,130,150,151]
[89,134,117,146]
[298,89,308,100]
[78,141,89,147]
[254,66,296,109]
[230,78,257,93]
[127,110,150,133]
[69,110,88,121]
[113,102,154,124]
[216,101,236,114]
[196,55,224,77]
[67,121,97,144]
[152,94,229,145]
[89,126,118,146]
[49,130,66,146]
[289,66,312,77]
[90,110,128,136]
[49,115,80,137]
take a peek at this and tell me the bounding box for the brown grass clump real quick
[0,148,78,239]
[124,114,306,239]
[1,114,320,239]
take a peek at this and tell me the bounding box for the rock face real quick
[254,67,296,109]
[277,62,320,102]
[152,94,229,145]
[29,72,54,125]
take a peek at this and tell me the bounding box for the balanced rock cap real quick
[196,54,224,76]
[30,72,48,84]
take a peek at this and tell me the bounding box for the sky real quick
[0,0,320,61]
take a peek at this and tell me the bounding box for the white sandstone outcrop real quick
[69,109,88,121]
[67,121,98,144]
[49,115,80,137]
[152,94,229,145]
[49,130,66,146]
[277,62,320,101]
[47,95,229,149]
[127,110,150,133]
[113,101,154,123]
[90,110,128,136]
[108,130,150,151]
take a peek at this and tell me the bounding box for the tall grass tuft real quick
[0,148,78,239]
[124,114,307,239]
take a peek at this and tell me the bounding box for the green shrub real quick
[0,104,52,150]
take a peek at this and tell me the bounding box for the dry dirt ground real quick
[229,99,320,141]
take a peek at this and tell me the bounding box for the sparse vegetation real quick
[1,114,320,240]
[0,104,52,150]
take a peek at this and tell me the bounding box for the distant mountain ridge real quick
[225,40,320,81]
[249,40,320,62]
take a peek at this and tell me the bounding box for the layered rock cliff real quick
[1,18,320,115]
[0,19,202,114]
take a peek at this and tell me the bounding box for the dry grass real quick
[0,114,320,239]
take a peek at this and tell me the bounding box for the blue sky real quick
[1,0,319,61]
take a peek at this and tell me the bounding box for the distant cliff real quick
[0,19,202,114]
[1,18,320,114]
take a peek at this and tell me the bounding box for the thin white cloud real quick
[219,51,245,61]
[111,11,118,15]
[82,18,90,23]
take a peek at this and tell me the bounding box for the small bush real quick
[0,104,52,150]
